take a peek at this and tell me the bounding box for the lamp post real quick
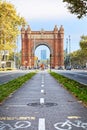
[66,38,68,54]
[34,36,35,68]
[65,38,68,68]
[15,35,19,69]
[50,54,51,72]
[68,35,71,67]
[69,35,71,55]
[17,35,19,69]
[65,36,71,69]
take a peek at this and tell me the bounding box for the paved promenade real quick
[0,70,87,130]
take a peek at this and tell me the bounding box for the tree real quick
[71,50,84,67]
[63,0,87,18]
[70,35,87,68]
[0,0,26,52]
[80,35,87,50]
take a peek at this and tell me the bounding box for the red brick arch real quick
[21,25,64,69]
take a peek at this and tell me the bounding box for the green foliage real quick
[63,0,87,18]
[0,0,26,52]
[70,35,87,67]
[71,50,86,67]
[0,72,36,102]
[50,72,87,106]
[80,35,87,50]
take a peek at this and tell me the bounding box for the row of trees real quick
[0,0,26,68]
[63,0,87,68]
[0,0,26,51]
[69,36,87,68]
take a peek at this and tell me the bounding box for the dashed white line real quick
[40,98,44,104]
[41,90,44,93]
[38,118,45,130]
[41,84,44,87]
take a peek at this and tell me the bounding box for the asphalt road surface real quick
[53,69,87,85]
[0,70,33,85]
[0,70,87,130]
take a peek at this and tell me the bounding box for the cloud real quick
[7,0,87,52]
[8,0,73,20]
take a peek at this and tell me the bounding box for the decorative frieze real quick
[30,34,54,39]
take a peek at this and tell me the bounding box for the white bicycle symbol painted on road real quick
[54,120,87,130]
[0,121,31,130]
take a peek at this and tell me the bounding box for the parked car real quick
[58,66,63,70]
[66,66,71,70]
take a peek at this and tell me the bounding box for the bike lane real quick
[0,70,87,130]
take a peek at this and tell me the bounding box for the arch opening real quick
[35,44,50,69]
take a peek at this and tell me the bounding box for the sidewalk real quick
[0,70,87,130]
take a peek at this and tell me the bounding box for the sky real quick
[6,0,87,57]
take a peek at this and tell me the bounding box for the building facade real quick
[41,50,46,60]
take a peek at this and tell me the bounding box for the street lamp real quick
[50,54,51,72]
[68,35,71,67]
[66,38,68,54]
[68,35,71,55]
[14,35,20,69]
[34,36,36,68]
[65,36,71,69]
[17,35,19,69]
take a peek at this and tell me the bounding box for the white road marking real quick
[40,98,44,104]
[68,116,81,119]
[38,118,45,130]
[6,105,27,107]
[41,84,44,87]
[41,90,44,93]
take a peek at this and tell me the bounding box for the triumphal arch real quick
[21,25,64,69]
